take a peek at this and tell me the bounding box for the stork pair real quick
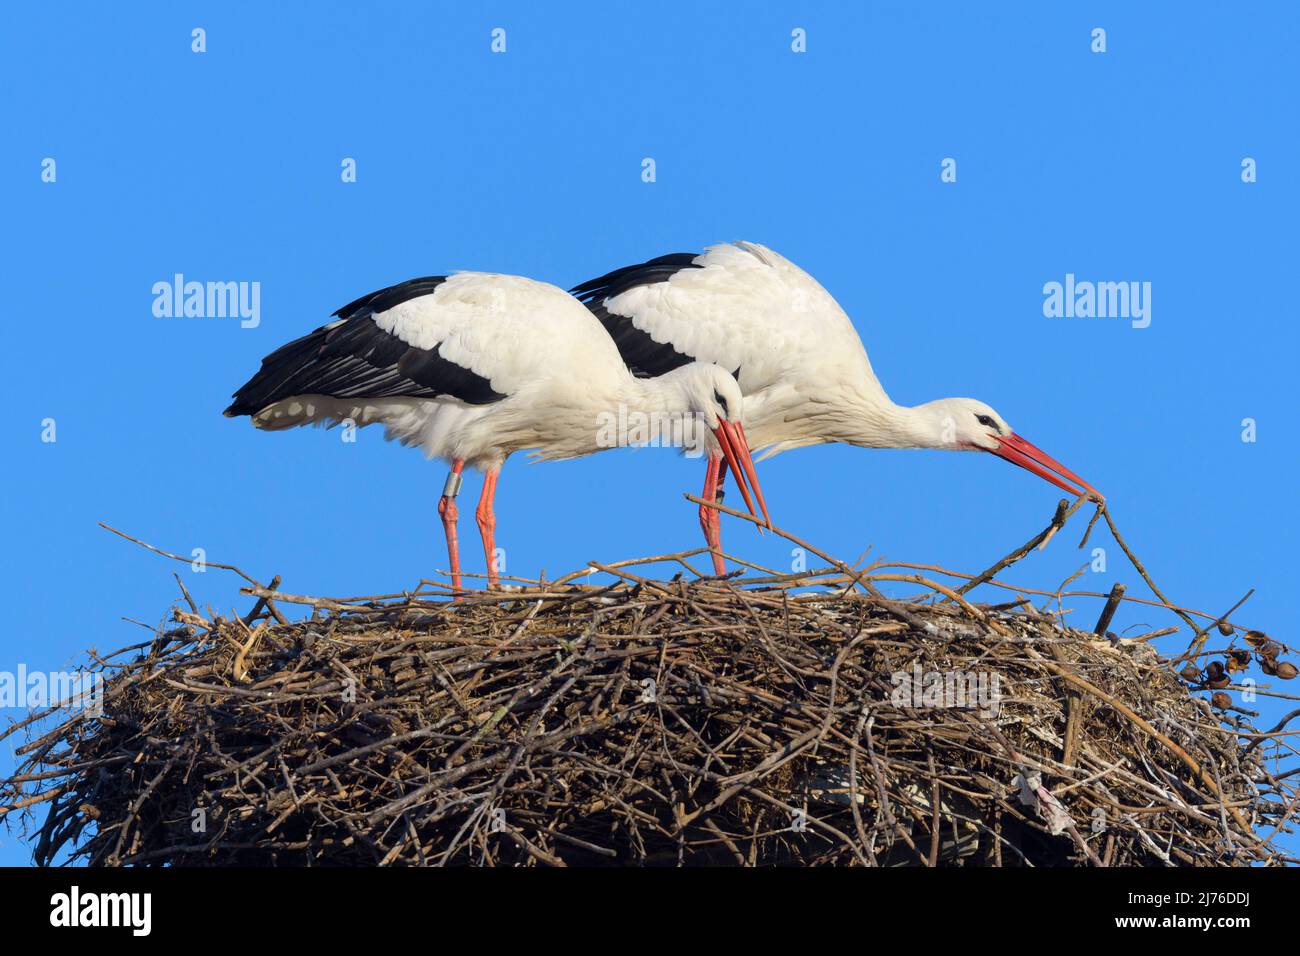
[226,242,1101,593]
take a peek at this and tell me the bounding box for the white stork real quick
[572,241,1102,574]
[225,272,770,593]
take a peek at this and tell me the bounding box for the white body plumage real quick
[235,272,745,471]
[573,241,1100,499]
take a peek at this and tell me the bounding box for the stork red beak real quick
[712,420,773,528]
[991,433,1103,502]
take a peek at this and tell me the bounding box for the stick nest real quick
[2,568,1295,867]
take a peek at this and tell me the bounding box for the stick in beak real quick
[712,420,773,528]
[991,433,1103,502]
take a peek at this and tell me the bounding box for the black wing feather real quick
[570,253,703,378]
[224,276,506,417]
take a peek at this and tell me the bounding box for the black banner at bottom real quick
[0,865,1289,941]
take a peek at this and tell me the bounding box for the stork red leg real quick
[475,467,501,589]
[698,454,729,576]
[438,460,465,597]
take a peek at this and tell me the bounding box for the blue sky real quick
[2,2,1296,865]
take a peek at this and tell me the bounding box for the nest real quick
[2,545,1295,867]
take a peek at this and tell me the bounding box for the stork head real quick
[666,362,743,432]
[669,363,772,528]
[917,397,1103,501]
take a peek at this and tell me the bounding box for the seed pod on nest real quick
[1179,663,1201,682]
[1217,621,1234,637]
[1204,661,1231,689]
[1260,641,1282,661]
[1211,691,1232,710]
[1226,650,1251,674]
[1244,630,1269,649]
[1276,661,1299,681]
[1260,658,1278,677]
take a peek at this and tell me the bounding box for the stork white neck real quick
[615,363,737,446]
[845,399,974,451]
[744,387,1005,456]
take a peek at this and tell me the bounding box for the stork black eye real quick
[975,414,998,430]
[713,390,729,416]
